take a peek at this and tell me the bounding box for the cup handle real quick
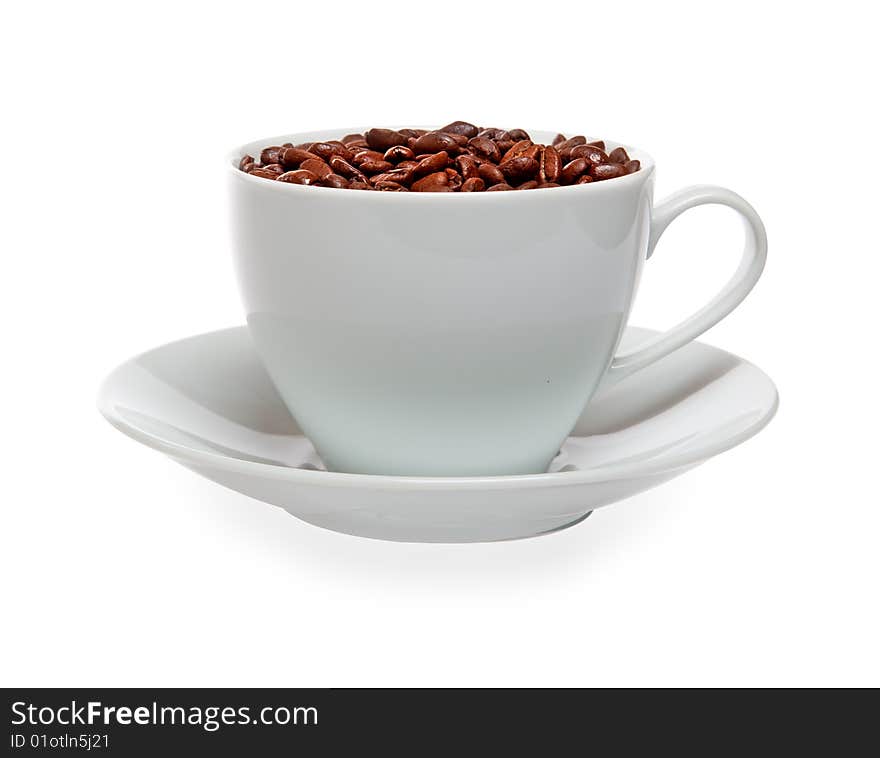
[603,185,767,387]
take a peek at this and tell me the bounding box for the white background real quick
[2,0,878,687]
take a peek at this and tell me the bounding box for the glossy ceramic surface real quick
[99,326,778,542]
[230,128,767,476]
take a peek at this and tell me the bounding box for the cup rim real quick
[228,126,655,198]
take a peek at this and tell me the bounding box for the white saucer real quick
[99,327,777,542]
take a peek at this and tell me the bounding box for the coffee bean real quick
[570,144,609,165]
[501,140,534,163]
[478,163,506,186]
[414,151,449,177]
[281,147,314,167]
[277,169,318,184]
[375,181,409,191]
[365,128,408,151]
[589,163,626,180]
[412,131,459,154]
[300,158,334,180]
[384,145,415,163]
[540,146,562,183]
[445,168,463,190]
[455,154,479,180]
[242,124,639,190]
[554,136,586,153]
[560,158,588,184]
[309,142,352,162]
[468,136,501,162]
[439,120,479,138]
[411,171,451,192]
[260,146,285,165]
[460,177,485,192]
[359,158,394,174]
[500,156,539,183]
[319,173,349,189]
[329,155,368,182]
[351,149,386,167]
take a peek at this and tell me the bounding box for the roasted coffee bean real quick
[329,155,368,182]
[375,181,409,191]
[468,136,501,162]
[477,128,510,141]
[242,124,639,190]
[500,156,539,183]
[300,158,334,180]
[540,145,562,183]
[370,167,414,185]
[351,149,387,167]
[260,146,285,165]
[309,142,352,162]
[319,173,349,189]
[570,144,609,165]
[414,151,449,176]
[412,131,459,154]
[439,120,479,138]
[359,158,394,174]
[501,140,534,163]
[445,168,463,190]
[589,163,626,180]
[560,158,589,184]
[455,154,479,180]
[281,147,314,167]
[478,162,506,186]
[277,169,318,184]
[364,128,408,151]
[384,145,415,163]
[460,176,485,192]
[411,171,451,192]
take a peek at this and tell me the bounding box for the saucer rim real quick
[98,326,778,491]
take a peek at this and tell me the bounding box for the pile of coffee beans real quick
[238,122,640,191]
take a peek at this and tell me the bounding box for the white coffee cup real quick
[230,128,766,476]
